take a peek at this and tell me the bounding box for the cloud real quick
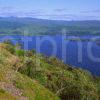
[54,8,67,12]
[1,11,100,20]
[0,7,100,20]
[80,10,100,14]
[0,6,17,12]
[0,7,45,17]
[0,6,13,10]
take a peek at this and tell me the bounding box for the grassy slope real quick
[0,43,100,100]
[17,49,100,100]
[0,43,60,100]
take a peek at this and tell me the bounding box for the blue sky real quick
[0,0,100,20]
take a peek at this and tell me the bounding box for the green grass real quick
[0,43,100,100]
[0,43,60,100]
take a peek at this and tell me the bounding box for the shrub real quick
[15,49,25,56]
[25,51,34,57]
[0,89,5,94]
[13,80,23,89]
[18,57,36,78]
[4,44,15,54]
[3,39,13,45]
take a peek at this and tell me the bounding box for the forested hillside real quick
[0,17,100,36]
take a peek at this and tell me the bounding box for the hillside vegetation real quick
[0,43,60,100]
[0,42,100,100]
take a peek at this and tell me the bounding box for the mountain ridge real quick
[0,17,100,36]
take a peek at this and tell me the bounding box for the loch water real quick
[0,35,100,76]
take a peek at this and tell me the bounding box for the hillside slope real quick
[0,43,60,100]
[0,42,100,100]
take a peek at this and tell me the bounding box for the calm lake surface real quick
[0,35,100,76]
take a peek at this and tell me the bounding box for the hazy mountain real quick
[0,17,100,35]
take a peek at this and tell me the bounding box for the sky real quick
[0,0,100,20]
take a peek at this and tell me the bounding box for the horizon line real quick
[0,16,100,21]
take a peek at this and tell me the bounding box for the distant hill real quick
[0,17,100,35]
